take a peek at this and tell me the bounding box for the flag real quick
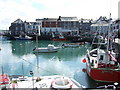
[108,53,117,62]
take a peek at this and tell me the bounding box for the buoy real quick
[51,77,73,89]
[82,58,86,63]
[82,68,86,72]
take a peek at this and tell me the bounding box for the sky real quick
[0,0,120,29]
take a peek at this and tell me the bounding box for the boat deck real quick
[9,75,84,89]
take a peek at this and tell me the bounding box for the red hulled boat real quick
[85,14,120,82]
[0,73,10,88]
[52,33,67,41]
[52,35,67,41]
[86,49,120,82]
[0,67,10,89]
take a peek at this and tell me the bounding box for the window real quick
[36,26,38,29]
[21,27,22,30]
[16,27,18,30]
[33,26,35,29]
[100,55,103,60]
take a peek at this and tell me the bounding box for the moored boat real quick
[9,75,85,89]
[85,48,120,82]
[62,42,84,48]
[0,74,10,89]
[84,14,120,83]
[52,33,67,41]
[52,35,67,41]
[0,67,10,89]
[33,44,59,53]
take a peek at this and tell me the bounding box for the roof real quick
[91,21,109,26]
[91,23,109,26]
[36,18,58,22]
[13,19,23,23]
[60,17,78,21]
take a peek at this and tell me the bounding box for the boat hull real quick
[52,38,66,41]
[62,43,84,48]
[15,38,31,40]
[86,64,120,82]
[33,48,58,53]
[0,74,10,88]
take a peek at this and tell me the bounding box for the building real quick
[36,16,79,35]
[24,21,41,35]
[36,18,61,35]
[79,18,92,33]
[9,19,25,35]
[112,19,120,38]
[59,16,79,35]
[90,16,109,35]
[9,19,41,36]
[9,16,80,36]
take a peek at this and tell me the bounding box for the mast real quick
[106,13,112,64]
[1,66,4,74]
[36,25,41,81]
[107,0,112,52]
[22,63,24,79]
[107,13,111,52]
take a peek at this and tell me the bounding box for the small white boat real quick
[62,42,84,48]
[33,44,59,53]
[15,35,32,40]
[9,75,85,89]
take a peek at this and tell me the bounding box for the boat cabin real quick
[47,44,56,49]
[87,49,116,68]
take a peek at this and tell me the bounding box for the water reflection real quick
[11,41,34,56]
[0,40,97,88]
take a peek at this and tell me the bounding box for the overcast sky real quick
[0,0,120,29]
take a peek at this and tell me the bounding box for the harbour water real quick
[0,39,97,88]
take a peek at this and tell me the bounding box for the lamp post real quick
[30,71,34,89]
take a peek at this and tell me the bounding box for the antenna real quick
[110,0,112,14]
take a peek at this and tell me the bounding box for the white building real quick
[90,16,109,35]
[25,21,42,35]
[36,18,61,35]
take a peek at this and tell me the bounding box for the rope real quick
[22,56,59,75]
[89,28,99,50]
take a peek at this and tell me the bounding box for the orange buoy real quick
[82,58,86,63]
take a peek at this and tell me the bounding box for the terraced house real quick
[9,16,79,36]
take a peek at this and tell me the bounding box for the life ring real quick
[51,78,73,89]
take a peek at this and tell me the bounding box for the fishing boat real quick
[9,74,85,89]
[84,14,120,82]
[33,44,59,53]
[62,42,84,48]
[52,33,67,41]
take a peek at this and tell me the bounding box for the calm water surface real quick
[0,39,98,88]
